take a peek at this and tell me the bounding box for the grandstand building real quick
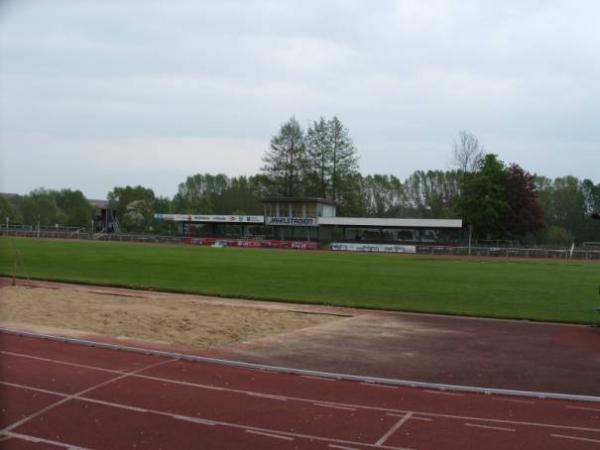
[155,197,463,247]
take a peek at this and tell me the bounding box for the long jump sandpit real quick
[1,278,599,397]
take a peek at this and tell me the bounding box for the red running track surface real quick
[1,332,599,450]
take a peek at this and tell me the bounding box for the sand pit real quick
[0,286,339,347]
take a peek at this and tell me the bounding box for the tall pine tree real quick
[262,117,307,197]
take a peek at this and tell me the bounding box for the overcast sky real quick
[1,0,599,199]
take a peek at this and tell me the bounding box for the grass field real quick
[1,237,599,324]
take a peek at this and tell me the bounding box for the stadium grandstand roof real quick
[319,217,462,229]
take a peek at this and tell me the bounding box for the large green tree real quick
[54,189,94,227]
[459,154,509,238]
[305,116,360,202]
[0,195,22,225]
[16,189,64,226]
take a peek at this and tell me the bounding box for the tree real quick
[544,225,574,246]
[262,117,307,197]
[329,116,359,202]
[404,170,462,219]
[0,195,22,225]
[459,154,509,238]
[581,179,600,217]
[16,189,64,226]
[54,189,94,227]
[305,117,332,198]
[502,164,544,238]
[107,186,156,232]
[362,175,404,217]
[452,130,485,173]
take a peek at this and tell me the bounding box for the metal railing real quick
[2,227,600,260]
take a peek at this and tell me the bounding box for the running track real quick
[1,333,599,449]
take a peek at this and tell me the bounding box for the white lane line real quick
[566,405,600,413]
[375,412,413,446]
[4,349,600,436]
[3,431,92,450]
[464,423,515,432]
[245,429,294,441]
[0,350,119,374]
[314,402,357,412]
[411,416,433,422]
[0,357,175,434]
[361,382,398,389]
[552,434,600,444]
[386,413,431,422]
[491,397,535,405]
[424,389,464,397]
[329,444,362,450]
[0,380,70,398]
[246,392,288,401]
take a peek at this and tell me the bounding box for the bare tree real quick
[452,130,484,173]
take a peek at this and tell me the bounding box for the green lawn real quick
[1,237,599,324]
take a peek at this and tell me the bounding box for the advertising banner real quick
[330,242,417,254]
[184,238,317,250]
[155,214,264,223]
[265,217,318,227]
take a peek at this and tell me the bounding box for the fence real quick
[416,245,600,261]
[2,228,600,260]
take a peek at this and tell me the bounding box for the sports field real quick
[1,237,599,324]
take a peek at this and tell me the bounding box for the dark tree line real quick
[2,124,599,245]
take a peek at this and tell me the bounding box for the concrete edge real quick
[2,327,599,403]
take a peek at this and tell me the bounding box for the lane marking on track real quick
[490,397,535,405]
[0,350,119,374]
[314,402,357,412]
[424,389,464,397]
[376,412,413,446]
[2,430,92,449]
[246,392,288,401]
[3,349,600,435]
[0,380,70,398]
[329,444,362,450]
[245,430,294,441]
[566,405,600,413]
[0,357,175,435]
[410,416,433,422]
[464,423,516,432]
[551,434,600,444]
